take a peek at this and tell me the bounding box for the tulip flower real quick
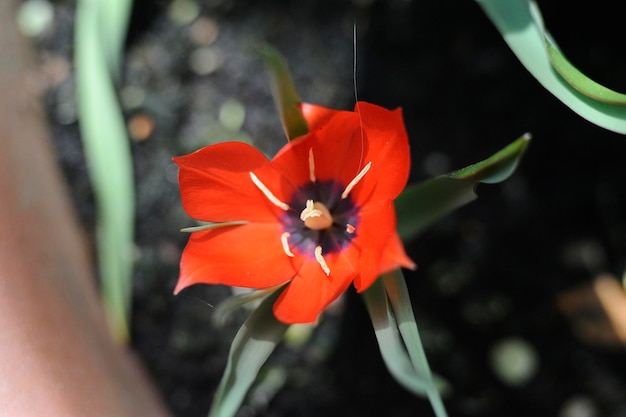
[174,101,415,323]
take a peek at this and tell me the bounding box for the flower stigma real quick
[282,178,360,277]
[300,200,333,230]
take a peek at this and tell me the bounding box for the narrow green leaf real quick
[361,279,432,396]
[381,272,433,381]
[260,45,309,140]
[396,134,530,242]
[97,0,132,79]
[382,270,448,417]
[476,0,626,134]
[75,0,134,343]
[180,220,249,233]
[448,132,531,183]
[208,288,289,417]
[544,36,626,105]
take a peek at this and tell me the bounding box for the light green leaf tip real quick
[448,132,530,183]
[396,133,530,242]
[208,288,289,417]
[476,0,626,134]
[260,45,309,141]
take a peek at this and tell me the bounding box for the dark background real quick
[36,0,626,416]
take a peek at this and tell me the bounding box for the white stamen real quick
[314,246,330,276]
[300,199,323,221]
[341,161,372,199]
[249,172,290,211]
[308,148,316,182]
[281,232,295,257]
[346,224,356,234]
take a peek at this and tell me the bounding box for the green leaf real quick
[180,220,249,233]
[476,0,626,134]
[382,270,448,417]
[544,36,626,105]
[361,279,433,396]
[97,0,132,79]
[75,0,135,343]
[212,284,285,327]
[208,288,289,417]
[396,134,530,242]
[260,45,309,140]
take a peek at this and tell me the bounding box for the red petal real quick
[351,102,411,203]
[300,103,340,133]
[350,199,398,291]
[275,102,411,208]
[174,142,294,222]
[377,232,417,276]
[271,199,409,323]
[175,223,299,293]
[272,109,363,192]
[272,250,357,324]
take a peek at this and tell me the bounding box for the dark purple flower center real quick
[281,180,359,256]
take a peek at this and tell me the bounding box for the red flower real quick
[173,101,415,324]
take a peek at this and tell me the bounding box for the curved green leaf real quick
[97,0,132,79]
[476,0,626,134]
[396,134,530,242]
[260,45,309,140]
[544,36,626,105]
[75,0,134,343]
[382,270,448,417]
[208,288,289,417]
[448,133,530,183]
[361,279,432,396]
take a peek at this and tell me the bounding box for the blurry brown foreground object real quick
[558,274,626,349]
[0,2,171,416]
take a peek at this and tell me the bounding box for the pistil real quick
[300,200,333,230]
